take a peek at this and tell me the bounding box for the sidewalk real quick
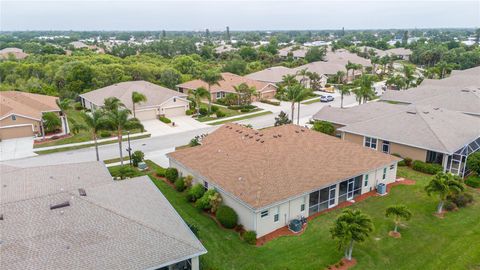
[34,132,150,151]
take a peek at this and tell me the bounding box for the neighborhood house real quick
[168,124,400,238]
[79,81,189,120]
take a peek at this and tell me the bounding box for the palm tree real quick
[103,97,125,112]
[234,83,257,106]
[285,84,304,123]
[335,70,346,85]
[353,75,375,104]
[403,65,415,89]
[105,108,144,165]
[82,110,107,161]
[281,74,298,88]
[296,68,309,88]
[131,91,147,118]
[201,69,222,113]
[307,71,321,91]
[425,172,464,214]
[370,56,380,75]
[193,87,210,115]
[338,85,351,109]
[56,98,72,135]
[330,209,374,261]
[345,61,355,82]
[385,205,412,234]
[295,88,311,125]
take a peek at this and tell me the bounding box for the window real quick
[390,164,395,170]
[11,115,16,121]
[382,168,387,180]
[364,174,369,187]
[273,207,279,222]
[426,150,444,164]
[300,204,305,212]
[382,141,390,153]
[260,210,269,218]
[364,137,377,150]
[216,92,226,99]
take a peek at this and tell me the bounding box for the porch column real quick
[191,256,200,270]
[442,154,449,173]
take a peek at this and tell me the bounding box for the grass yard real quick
[146,166,480,270]
[34,109,143,148]
[196,104,262,122]
[208,111,272,125]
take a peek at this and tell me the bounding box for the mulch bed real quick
[256,223,308,246]
[433,210,447,219]
[326,258,357,270]
[388,231,401,238]
[34,134,71,144]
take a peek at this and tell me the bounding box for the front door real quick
[328,185,336,208]
[347,179,355,200]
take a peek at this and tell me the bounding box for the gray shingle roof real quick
[0,162,206,270]
[79,81,187,109]
[338,105,480,154]
[245,66,297,83]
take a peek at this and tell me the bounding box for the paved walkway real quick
[34,132,150,151]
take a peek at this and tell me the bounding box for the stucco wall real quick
[1,115,40,133]
[342,132,365,147]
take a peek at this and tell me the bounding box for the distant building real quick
[0,48,28,60]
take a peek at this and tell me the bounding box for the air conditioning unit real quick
[377,183,387,195]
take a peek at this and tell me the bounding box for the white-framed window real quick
[364,174,369,187]
[273,207,279,222]
[364,137,377,150]
[300,197,305,212]
[382,168,387,180]
[382,141,390,153]
[216,92,226,99]
[260,210,269,218]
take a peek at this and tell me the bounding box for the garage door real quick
[164,106,186,117]
[135,109,157,121]
[0,125,34,140]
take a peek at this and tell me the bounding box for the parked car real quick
[320,95,329,102]
[326,95,334,102]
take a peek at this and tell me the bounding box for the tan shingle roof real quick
[294,49,371,75]
[0,91,59,120]
[168,124,399,209]
[338,105,480,154]
[0,162,206,270]
[176,72,276,94]
[245,66,297,84]
[79,81,187,109]
[0,48,28,59]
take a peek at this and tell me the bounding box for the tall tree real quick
[82,110,107,161]
[193,87,210,115]
[352,75,375,104]
[296,68,309,88]
[201,69,222,113]
[233,83,257,106]
[285,84,308,124]
[103,97,125,112]
[274,111,292,126]
[105,108,144,165]
[425,172,464,214]
[338,85,351,109]
[385,204,412,234]
[330,209,374,261]
[56,98,72,135]
[131,91,147,118]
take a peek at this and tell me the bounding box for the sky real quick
[1,0,479,31]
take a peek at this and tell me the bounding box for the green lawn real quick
[207,111,272,125]
[196,104,262,122]
[145,166,480,270]
[34,109,143,148]
[302,98,322,104]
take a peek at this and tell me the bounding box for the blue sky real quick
[1,0,479,31]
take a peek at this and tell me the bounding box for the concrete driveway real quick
[0,137,36,161]
[142,116,208,137]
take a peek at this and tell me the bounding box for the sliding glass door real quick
[309,184,336,216]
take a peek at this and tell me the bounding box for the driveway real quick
[0,137,36,161]
[142,116,208,137]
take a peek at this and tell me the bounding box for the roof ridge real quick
[415,107,451,153]
[78,177,205,253]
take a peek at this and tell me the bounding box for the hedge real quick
[216,205,238,229]
[165,168,179,183]
[465,176,480,188]
[412,160,443,174]
[159,116,171,124]
[243,231,257,245]
[175,178,186,192]
[187,183,205,202]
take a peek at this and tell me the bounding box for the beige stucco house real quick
[0,91,62,140]
[168,123,400,238]
[176,72,277,102]
[80,81,190,120]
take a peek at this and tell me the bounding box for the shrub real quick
[118,166,136,180]
[186,109,195,115]
[215,110,226,118]
[398,160,407,166]
[216,205,238,229]
[404,157,413,167]
[412,160,443,174]
[466,152,480,175]
[260,99,280,106]
[156,167,166,177]
[189,136,201,147]
[184,175,193,188]
[228,105,242,110]
[74,102,83,110]
[244,104,256,110]
[186,183,205,202]
[448,192,474,208]
[195,189,223,212]
[465,175,480,188]
[165,168,179,183]
[312,121,335,136]
[159,116,171,124]
[243,230,257,245]
[131,150,144,167]
[99,131,111,138]
[175,178,186,192]
[240,108,250,113]
[199,107,209,116]
[444,201,457,211]
[211,105,220,113]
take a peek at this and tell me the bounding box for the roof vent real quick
[256,138,260,141]
[259,134,264,137]
[260,140,265,143]
[273,135,278,138]
[406,111,416,115]
[295,130,300,133]
[50,201,70,210]
[0,214,3,221]
[300,129,305,132]
[433,107,439,110]
[78,188,87,196]
[249,136,253,139]
[461,89,470,92]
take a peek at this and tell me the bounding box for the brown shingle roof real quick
[168,124,400,209]
[176,72,276,94]
[0,91,59,120]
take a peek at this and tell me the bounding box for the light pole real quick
[126,131,132,166]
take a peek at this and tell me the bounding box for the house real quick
[381,66,480,116]
[167,124,400,238]
[0,162,206,270]
[69,41,89,49]
[245,66,297,84]
[0,91,63,140]
[278,46,308,59]
[313,102,480,177]
[214,44,237,54]
[0,47,28,60]
[80,81,189,120]
[358,46,412,60]
[176,72,277,102]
